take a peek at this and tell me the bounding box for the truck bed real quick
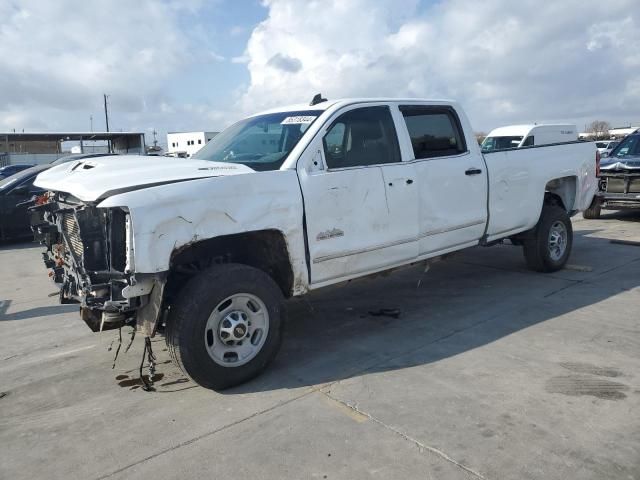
[482,141,598,241]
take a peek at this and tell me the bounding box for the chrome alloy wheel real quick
[548,220,568,262]
[204,293,269,367]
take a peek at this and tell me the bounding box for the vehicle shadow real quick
[0,303,77,321]
[599,210,640,222]
[0,239,39,251]
[221,228,640,395]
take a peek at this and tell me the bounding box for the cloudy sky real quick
[1,0,638,145]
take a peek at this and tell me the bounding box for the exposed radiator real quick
[61,213,84,258]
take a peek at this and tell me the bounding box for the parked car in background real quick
[47,152,115,166]
[0,153,116,240]
[0,164,49,240]
[595,140,619,157]
[0,163,35,180]
[583,132,640,218]
[481,124,577,151]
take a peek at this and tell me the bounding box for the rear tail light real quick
[595,150,601,177]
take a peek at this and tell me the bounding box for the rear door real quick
[397,105,488,256]
[298,104,419,285]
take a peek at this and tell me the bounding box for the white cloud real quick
[238,0,640,130]
[0,0,225,137]
[2,0,639,142]
[0,1,190,115]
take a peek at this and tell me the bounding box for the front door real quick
[1,178,36,239]
[298,105,419,285]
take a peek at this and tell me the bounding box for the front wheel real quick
[523,205,573,272]
[582,197,601,219]
[165,263,284,390]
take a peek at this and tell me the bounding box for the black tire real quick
[165,263,284,390]
[523,205,573,272]
[582,197,601,219]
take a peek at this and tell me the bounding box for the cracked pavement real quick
[1,211,639,479]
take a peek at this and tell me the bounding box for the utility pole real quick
[90,115,93,132]
[103,94,111,153]
[152,129,158,147]
[103,94,110,132]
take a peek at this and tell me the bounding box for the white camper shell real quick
[482,124,577,151]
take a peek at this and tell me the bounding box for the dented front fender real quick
[97,170,309,294]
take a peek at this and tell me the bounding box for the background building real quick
[579,125,639,140]
[167,131,218,158]
[608,126,640,139]
[0,132,146,166]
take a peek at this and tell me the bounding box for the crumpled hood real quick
[600,155,640,172]
[34,155,255,202]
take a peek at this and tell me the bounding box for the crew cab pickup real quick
[32,98,598,390]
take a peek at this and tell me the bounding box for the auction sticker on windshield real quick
[281,116,317,125]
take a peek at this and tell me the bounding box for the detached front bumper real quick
[30,193,165,335]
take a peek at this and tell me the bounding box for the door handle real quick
[406,179,413,185]
[465,168,482,176]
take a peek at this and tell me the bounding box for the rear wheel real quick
[166,263,284,390]
[523,205,573,272]
[582,197,601,219]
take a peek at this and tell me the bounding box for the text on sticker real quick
[281,116,317,125]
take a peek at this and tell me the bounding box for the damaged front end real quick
[598,157,640,210]
[31,192,165,335]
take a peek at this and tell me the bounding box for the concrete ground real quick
[1,211,639,480]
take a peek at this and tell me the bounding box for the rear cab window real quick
[399,106,467,159]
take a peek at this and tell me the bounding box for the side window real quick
[522,136,534,147]
[400,106,467,159]
[324,122,345,157]
[323,106,401,169]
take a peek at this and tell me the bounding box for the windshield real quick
[193,110,320,171]
[610,135,640,158]
[481,136,523,151]
[0,176,20,191]
[0,170,36,192]
[0,165,47,191]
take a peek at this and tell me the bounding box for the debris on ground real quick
[368,308,401,319]
[564,264,594,272]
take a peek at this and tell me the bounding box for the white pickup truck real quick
[32,97,598,390]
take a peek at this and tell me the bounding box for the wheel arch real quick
[166,229,295,302]
[545,175,577,213]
